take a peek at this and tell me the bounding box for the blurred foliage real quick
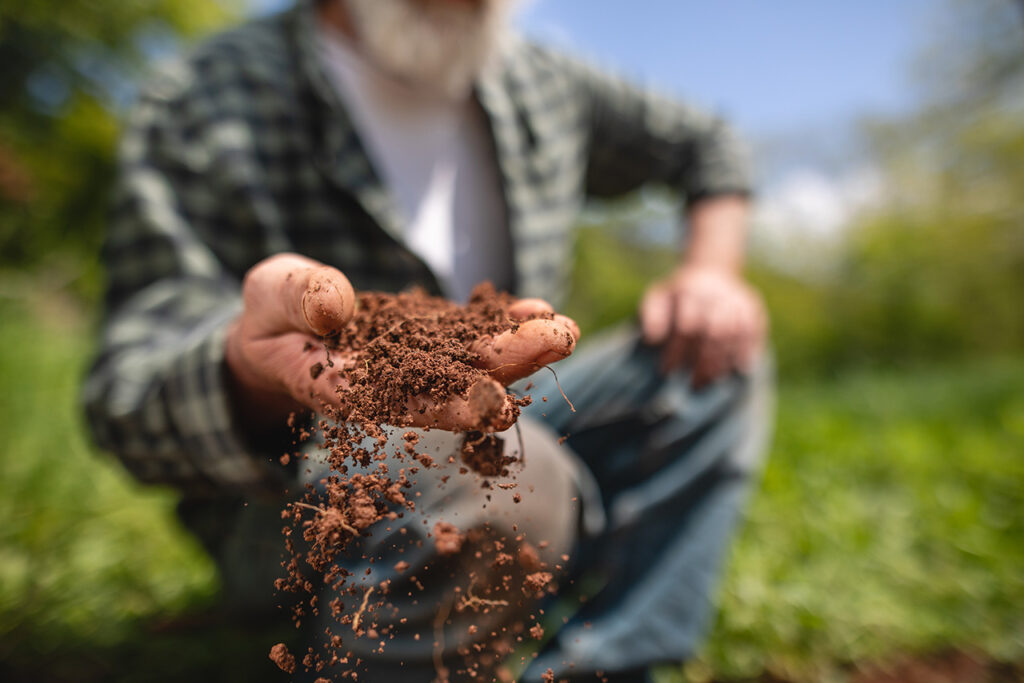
[0,297,214,663]
[823,0,1024,370]
[0,0,239,297]
[695,359,1024,681]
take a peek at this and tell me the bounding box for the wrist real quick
[674,261,740,280]
[682,194,750,274]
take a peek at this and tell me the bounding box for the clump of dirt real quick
[523,571,554,595]
[433,520,466,556]
[323,283,530,433]
[271,284,566,681]
[461,431,517,477]
[268,642,295,674]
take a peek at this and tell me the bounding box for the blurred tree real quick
[0,0,240,295]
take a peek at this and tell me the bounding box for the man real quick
[84,0,771,680]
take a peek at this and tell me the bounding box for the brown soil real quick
[323,283,530,431]
[267,642,295,674]
[433,520,466,556]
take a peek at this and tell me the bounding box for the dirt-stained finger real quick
[242,331,346,414]
[552,314,581,343]
[660,292,701,374]
[301,267,356,336]
[506,299,580,342]
[243,253,356,337]
[507,298,555,320]
[472,319,577,385]
[404,378,516,432]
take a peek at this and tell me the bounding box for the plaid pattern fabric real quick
[83,0,752,494]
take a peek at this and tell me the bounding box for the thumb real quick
[242,253,356,337]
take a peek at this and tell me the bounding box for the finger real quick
[640,287,672,345]
[405,378,516,432]
[552,314,581,343]
[305,348,355,412]
[243,253,356,337]
[507,298,555,320]
[691,341,725,388]
[507,299,582,342]
[660,293,702,373]
[471,318,577,384]
[692,306,737,387]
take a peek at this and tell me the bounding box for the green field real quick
[1,297,1022,681]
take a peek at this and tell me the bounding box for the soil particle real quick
[461,431,517,477]
[523,571,553,594]
[309,361,324,379]
[268,642,295,674]
[433,521,465,556]
[518,543,543,572]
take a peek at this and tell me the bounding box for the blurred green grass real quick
[2,295,1022,681]
[0,296,214,676]
[697,359,1024,681]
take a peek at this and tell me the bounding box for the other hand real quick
[640,264,767,387]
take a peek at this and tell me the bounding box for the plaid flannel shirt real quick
[83,1,752,495]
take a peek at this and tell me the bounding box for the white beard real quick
[342,0,513,99]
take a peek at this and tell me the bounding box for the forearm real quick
[681,194,751,274]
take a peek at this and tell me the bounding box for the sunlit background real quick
[1,1,1022,681]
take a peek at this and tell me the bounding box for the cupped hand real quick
[640,265,767,387]
[225,254,579,433]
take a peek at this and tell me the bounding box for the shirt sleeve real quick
[551,50,753,203]
[82,62,281,495]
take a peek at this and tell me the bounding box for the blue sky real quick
[251,0,938,139]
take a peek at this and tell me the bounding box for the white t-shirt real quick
[315,25,513,302]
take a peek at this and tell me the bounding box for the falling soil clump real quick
[268,642,295,674]
[461,431,518,477]
[433,520,466,556]
[523,571,554,595]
